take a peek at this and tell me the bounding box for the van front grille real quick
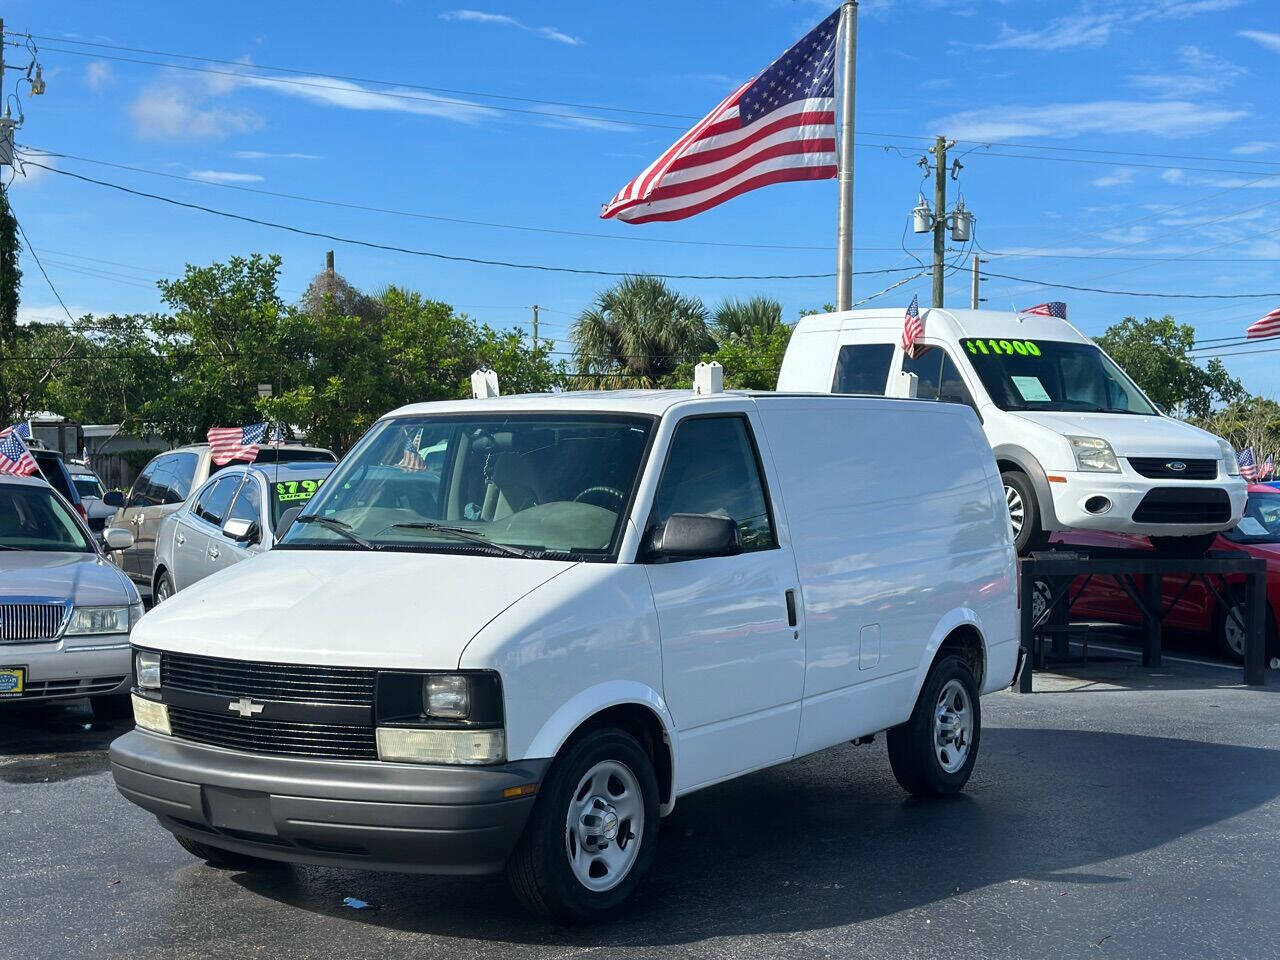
[1132,488,1232,525]
[0,601,69,642]
[1128,457,1218,480]
[167,707,378,760]
[160,652,377,706]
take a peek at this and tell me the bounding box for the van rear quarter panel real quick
[754,397,1017,756]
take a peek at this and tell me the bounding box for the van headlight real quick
[376,671,505,765]
[1220,439,1241,477]
[1068,436,1120,473]
[65,605,131,635]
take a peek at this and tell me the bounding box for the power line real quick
[977,269,1280,299]
[28,160,933,281]
[13,212,77,324]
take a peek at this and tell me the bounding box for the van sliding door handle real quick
[785,589,798,628]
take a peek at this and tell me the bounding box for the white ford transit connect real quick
[110,388,1018,921]
[778,308,1246,555]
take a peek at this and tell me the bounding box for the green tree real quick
[1096,315,1244,418]
[1194,396,1280,459]
[713,295,784,339]
[672,324,794,391]
[572,275,714,387]
[0,187,24,424]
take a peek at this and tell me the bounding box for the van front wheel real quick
[887,655,982,796]
[506,727,659,923]
[1001,470,1046,554]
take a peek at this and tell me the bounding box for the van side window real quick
[194,476,239,526]
[128,462,159,508]
[903,346,975,407]
[831,343,894,395]
[166,452,199,503]
[651,416,776,552]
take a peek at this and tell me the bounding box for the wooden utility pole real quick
[929,135,954,309]
[325,249,335,277]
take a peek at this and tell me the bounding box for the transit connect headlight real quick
[1220,438,1241,477]
[65,605,131,636]
[376,727,506,765]
[134,650,161,690]
[131,693,171,736]
[1068,436,1120,473]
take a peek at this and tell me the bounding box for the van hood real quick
[0,551,137,605]
[1008,411,1225,459]
[131,549,577,669]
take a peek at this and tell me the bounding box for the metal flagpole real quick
[834,0,859,312]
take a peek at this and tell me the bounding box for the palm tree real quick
[713,295,784,340]
[572,276,714,387]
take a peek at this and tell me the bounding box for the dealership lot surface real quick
[3,651,1277,960]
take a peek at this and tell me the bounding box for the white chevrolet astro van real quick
[778,308,1247,555]
[109,388,1018,921]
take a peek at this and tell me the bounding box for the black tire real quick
[1211,591,1278,664]
[887,654,981,797]
[173,834,278,870]
[1001,470,1046,555]
[90,693,133,720]
[153,569,175,604]
[1150,534,1218,557]
[506,727,659,923]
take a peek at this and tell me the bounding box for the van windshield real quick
[277,413,654,560]
[959,338,1158,415]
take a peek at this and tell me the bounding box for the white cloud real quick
[979,1,1243,51]
[129,84,263,140]
[232,150,321,160]
[1092,167,1138,187]
[85,60,112,92]
[1160,168,1280,189]
[1128,45,1244,97]
[17,304,95,326]
[1232,141,1278,155]
[1239,29,1280,52]
[231,72,498,123]
[188,169,264,184]
[440,9,583,45]
[933,100,1247,140]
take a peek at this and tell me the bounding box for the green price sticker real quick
[961,338,1042,358]
[275,478,322,503]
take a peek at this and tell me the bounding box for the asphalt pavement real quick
[3,648,1279,960]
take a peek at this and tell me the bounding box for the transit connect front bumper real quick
[0,636,131,703]
[1048,472,1246,536]
[109,729,550,875]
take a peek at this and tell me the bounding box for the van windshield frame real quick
[277,412,658,562]
[959,338,1159,416]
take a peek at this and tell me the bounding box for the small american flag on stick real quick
[901,295,923,359]
[1023,301,1067,319]
[1246,306,1280,340]
[208,422,267,466]
[1237,447,1258,480]
[601,9,840,224]
[0,430,37,476]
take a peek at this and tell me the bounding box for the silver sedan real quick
[0,474,142,718]
[151,461,335,602]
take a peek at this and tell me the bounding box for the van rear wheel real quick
[1001,470,1046,555]
[887,655,981,796]
[506,727,658,923]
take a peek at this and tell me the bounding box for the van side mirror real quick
[103,490,125,508]
[223,518,261,545]
[645,513,741,561]
[275,506,302,542]
[102,527,134,551]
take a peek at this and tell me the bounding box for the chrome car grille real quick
[0,600,70,643]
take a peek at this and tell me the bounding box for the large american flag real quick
[901,294,923,359]
[600,9,840,224]
[1246,306,1280,340]
[1023,301,1067,319]
[208,422,267,466]
[1238,447,1258,480]
[0,430,37,476]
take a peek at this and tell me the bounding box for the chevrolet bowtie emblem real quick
[229,697,265,718]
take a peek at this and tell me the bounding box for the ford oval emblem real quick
[1167,461,1187,472]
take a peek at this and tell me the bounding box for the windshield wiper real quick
[387,521,534,558]
[292,514,380,550]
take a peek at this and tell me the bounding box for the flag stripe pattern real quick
[601,9,840,224]
[901,294,923,359]
[1246,306,1280,340]
[1238,447,1258,480]
[208,422,267,466]
[1023,301,1068,319]
[0,430,38,476]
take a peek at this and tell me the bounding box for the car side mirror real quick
[275,506,302,542]
[645,513,742,561]
[223,518,261,545]
[102,527,134,551]
[103,490,125,508]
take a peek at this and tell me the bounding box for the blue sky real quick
[7,0,1280,393]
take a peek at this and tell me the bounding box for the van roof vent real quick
[693,361,724,395]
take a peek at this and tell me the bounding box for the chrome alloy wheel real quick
[1005,483,1025,538]
[154,577,172,604]
[934,679,973,774]
[1224,610,1247,657]
[564,759,644,892]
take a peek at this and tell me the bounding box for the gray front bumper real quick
[109,729,550,875]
